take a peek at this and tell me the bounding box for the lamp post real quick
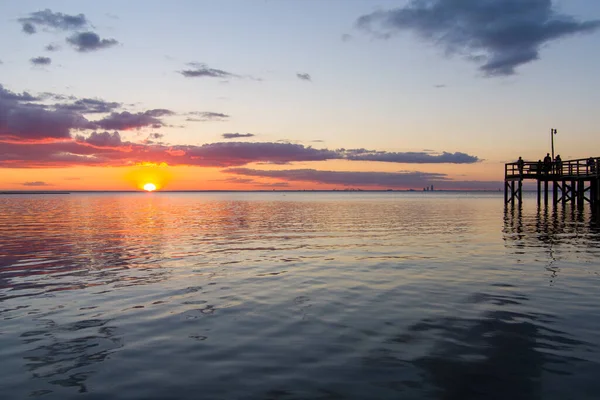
[551,128,557,160]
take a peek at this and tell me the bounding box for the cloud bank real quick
[1,83,480,172]
[226,168,500,190]
[356,0,600,76]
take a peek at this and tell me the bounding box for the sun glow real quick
[143,183,157,192]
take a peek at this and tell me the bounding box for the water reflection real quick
[22,317,122,394]
[409,292,588,400]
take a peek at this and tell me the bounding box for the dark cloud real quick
[341,149,479,164]
[187,111,230,121]
[1,85,90,141]
[434,84,446,89]
[222,133,254,139]
[22,181,52,186]
[19,9,88,34]
[356,0,600,76]
[0,84,38,102]
[76,131,122,147]
[180,63,236,79]
[226,168,500,190]
[45,44,60,52]
[30,56,52,66]
[296,72,312,81]
[145,109,174,117]
[341,33,353,42]
[66,32,118,52]
[54,98,121,114]
[93,110,168,130]
[22,22,36,34]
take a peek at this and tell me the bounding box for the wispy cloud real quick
[54,98,121,114]
[187,111,230,122]
[30,56,52,66]
[45,44,60,52]
[22,181,52,186]
[222,133,254,139]
[296,72,312,81]
[180,63,236,79]
[67,32,119,52]
[356,0,600,76]
[18,9,88,34]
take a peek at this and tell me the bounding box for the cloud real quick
[0,84,38,102]
[296,72,312,81]
[76,131,122,147]
[187,111,230,121]
[1,85,91,141]
[67,32,118,52]
[222,133,254,139]
[30,56,52,66]
[18,9,88,34]
[0,136,481,169]
[22,181,52,186]
[226,168,500,190]
[54,98,121,114]
[180,63,236,78]
[356,0,600,76]
[93,110,171,130]
[341,33,353,42]
[1,84,482,168]
[45,44,60,52]
[340,149,479,164]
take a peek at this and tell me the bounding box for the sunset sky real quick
[1,0,600,191]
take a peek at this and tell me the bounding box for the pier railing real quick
[505,157,600,179]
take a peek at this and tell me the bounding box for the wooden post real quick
[537,179,541,206]
[561,180,567,205]
[571,180,576,205]
[510,180,515,206]
[553,180,558,205]
[504,181,508,204]
[544,180,549,207]
[578,180,585,208]
[518,179,523,206]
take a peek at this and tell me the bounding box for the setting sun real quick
[143,183,157,192]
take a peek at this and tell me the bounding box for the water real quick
[1,192,599,399]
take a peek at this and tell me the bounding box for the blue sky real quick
[1,0,600,190]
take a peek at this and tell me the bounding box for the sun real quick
[143,183,157,192]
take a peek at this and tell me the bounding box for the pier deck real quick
[504,157,600,207]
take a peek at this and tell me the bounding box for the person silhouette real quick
[517,157,524,177]
[543,153,552,174]
[554,155,562,176]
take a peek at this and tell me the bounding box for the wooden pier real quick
[504,157,600,207]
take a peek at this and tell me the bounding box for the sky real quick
[1,0,600,191]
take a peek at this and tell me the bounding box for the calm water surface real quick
[1,192,599,399]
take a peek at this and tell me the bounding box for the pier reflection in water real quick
[1,193,600,399]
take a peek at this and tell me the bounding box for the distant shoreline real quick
[1,190,507,194]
